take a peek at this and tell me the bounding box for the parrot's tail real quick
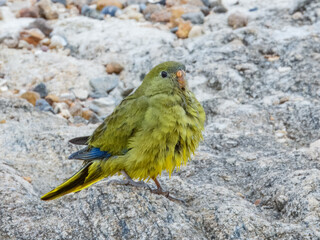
[41,160,109,201]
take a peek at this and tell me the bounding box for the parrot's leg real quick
[107,171,151,190]
[151,178,185,204]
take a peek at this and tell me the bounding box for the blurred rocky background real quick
[1,0,320,239]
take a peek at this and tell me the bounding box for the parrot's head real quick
[139,61,187,95]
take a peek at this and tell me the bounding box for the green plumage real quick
[41,61,205,201]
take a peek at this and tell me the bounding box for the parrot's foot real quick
[151,178,186,204]
[107,171,151,190]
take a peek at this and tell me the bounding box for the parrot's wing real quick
[69,136,90,145]
[87,96,149,155]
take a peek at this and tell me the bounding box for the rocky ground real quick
[1,0,320,239]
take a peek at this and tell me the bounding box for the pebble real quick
[143,4,162,20]
[181,12,204,24]
[81,5,104,20]
[19,7,40,18]
[101,6,120,16]
[82,109,94,120]
[119,7,144,21]
[3,37,19,48]
[176,21,192,39]
[69,102,83,117]
[170,6,186,26]
[200,6,210,16]
[106,62,124,74]
[33,82,48,98]
[213,5,228,13]
[292,11,303,20]
[72,89,88,101]
[35,99,54,113]
[0,0,6,7]
[50,35,67,49]
[89,96,116,117]
[45,94,60,105]
[89,75,119,95]
[59,92,75,101]
[18,40,34,50]
[20,28,45,46]
[36,0,59,20]
[53,102,69,114]
[97,0,123,11]
[20,91,41,106]
[150,9,171,22]
[59,109,72,119]
[27,18,53,37]
[228,12,248,29]
[188,25,203,38]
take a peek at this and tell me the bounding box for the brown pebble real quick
[20,28,45,46]
[97,0,123,10]
[0,119,6,124]
[176,21,192,39]
[19,7,40,18]
[106,62,124,74]
[69,102,83,117]
[45,94,60,105]
[150,10,171,23]
[82,109,94,120]
[20,91,40,106]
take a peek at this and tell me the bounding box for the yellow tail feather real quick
[41,161,104,201]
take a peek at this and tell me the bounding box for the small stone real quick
[69,102,83,117]
[45,94,60,105]
[3,37,19,48]
[60,92,75,101]
[53,102,69,113]
[19,7,40,18]
[119,8,144,21]
[90,75,119,95]
[82,109,94,120]
[176,21,192,39]
[20,91,41,106]
[20,28,45,46]
[89,112,102,124]
[170,6,186,26]
[97,0,123,11]
[27,18,53,37]
[0,119,6,124]
[292,11,303,20]
[143,4,162,20]
[36,0,59,20]
[59,109,72,119]
[200,6,210,16]
[89,96,116,117]
[35,99,54,113]
[106,62,124,74]
[50,35,67,49]
[23,176,32,183]
[72,89,88,100]
[188,25,203,38]
[101,6,120,16]
[228,12,248,29]
[40,38,51,46]
[181,12,204,24]
[0,0,6,7]
[213,5,227,13]
[81,5,104,20]
[18,40,34,50]
[33,83,48,98]
[150,9,171,22]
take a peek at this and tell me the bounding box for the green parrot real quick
[41,61,205,201]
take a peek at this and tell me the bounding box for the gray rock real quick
[35,99,54,113]
[181,12,205,25]
[72,89,88,101]
[26,18,53,37]
[89,75,119,97]
[33,83,48,98]
[51,0,66,6]
[89,96,116,117]
[81,5,104,20]
[0,0,6,7]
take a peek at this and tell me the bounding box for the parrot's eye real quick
[160,71,168,78]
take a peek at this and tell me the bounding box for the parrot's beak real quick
[176,70,186,90]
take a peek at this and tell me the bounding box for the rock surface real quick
[1,0,320,239]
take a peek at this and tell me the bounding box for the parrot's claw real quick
[107,171,151,190]
[151,178,186,204]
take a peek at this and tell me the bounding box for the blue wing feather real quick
[68,147,112,160]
